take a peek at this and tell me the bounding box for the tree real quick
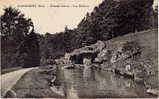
[23,30,40,67]
[75,0,155,44]
[63,26,73,52]
[154,5,158,28]
[114,0,154,34]
[1,7,33,42]
[1,7,40,68]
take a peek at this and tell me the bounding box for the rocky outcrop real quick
[64,41,105,65]
[94,49,112,64]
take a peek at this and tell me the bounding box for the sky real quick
[0,0,158,34]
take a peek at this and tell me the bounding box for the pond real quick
[56,67,154,98]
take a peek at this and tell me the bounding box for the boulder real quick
[96,49,112,63]
[62,65,75,69]
[83,58,92,66]
[4,90,17,98]
[125,64,131,71]
[146,89,158,96]
[94,58,102,63]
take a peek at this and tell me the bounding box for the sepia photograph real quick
[0,0,158,98]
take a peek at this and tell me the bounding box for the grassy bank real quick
[11,66,66,98]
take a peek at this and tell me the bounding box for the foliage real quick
[1,7,40,68]
[1,7,33,42]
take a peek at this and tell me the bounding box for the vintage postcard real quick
[0,0,158,98]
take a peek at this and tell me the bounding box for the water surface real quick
[58,68,153,98]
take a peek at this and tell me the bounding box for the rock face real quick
[110,41,143,78]
[64,41,105,64]
[111,41,142,63]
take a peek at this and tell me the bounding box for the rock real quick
[63,40,106,65]
[144,82,151,89]
[50,76,57,87]
[93,40,105,51]
[98,49,109,58]
[94,58,102,63]
[134,69,147,83]
[125,64,131,71]
[92,64,101,70]
[134,76,144,83]
[144,74,158,90]
[120,70,125,75]
[83,58,92,68]
[4,90,17,98]
[50,86,65,97]
[55,58,66,65]
[146,89,158,96]
[83,58,91,65]
[64,53,70,59]
[96,49,112,63]
[51,76,56,83]
[125,71,134,77]
[62,65,74,69]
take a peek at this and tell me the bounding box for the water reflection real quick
[61,68,152,98]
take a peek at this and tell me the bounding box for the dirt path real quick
[1,67,37,97]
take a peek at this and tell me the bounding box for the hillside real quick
[105,29,158,95]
